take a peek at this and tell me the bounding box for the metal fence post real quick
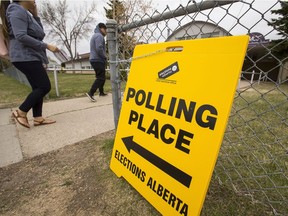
[107,19,121,128]
[53,65,60,97]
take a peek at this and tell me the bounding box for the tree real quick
[124,0,153,23]
[105,0,153,63]
[39,0,97,65]
[268,1,288,60]
[105,0,152,24]
[105,0,126,24]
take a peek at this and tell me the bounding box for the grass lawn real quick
[216,82,288,215]
[48,72,113,99]
[0,73,31,108]
[0,72,113,108]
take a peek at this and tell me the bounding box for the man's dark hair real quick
[98,23,107,29]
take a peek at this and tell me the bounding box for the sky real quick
[36,0,282,56]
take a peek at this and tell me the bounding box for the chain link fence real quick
[107,0,288,215]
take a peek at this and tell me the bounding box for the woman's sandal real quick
[34,118,56,126]
[12,110,30,128]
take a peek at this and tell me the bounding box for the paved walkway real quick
[0,94,115,168]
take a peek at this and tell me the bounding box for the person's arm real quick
[95,35,107,60]
[8,7,58,52]
[9,9,46,51]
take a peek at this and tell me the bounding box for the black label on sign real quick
[158,62,179,79]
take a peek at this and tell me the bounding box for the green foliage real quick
[105,0,126,23]
[268,1,288,60]
[270,1,288,37]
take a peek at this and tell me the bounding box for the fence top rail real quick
[118,0,240,33]
[46,68,94,72]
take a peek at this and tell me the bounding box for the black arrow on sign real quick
[122,136,192,188]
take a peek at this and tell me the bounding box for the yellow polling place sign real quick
[110,35,249,216]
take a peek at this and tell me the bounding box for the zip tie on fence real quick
[109,48,167,64]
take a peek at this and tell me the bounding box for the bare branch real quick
[39,0,97,63]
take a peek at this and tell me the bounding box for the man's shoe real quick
[86,93,96,102]
[99,93,108,96]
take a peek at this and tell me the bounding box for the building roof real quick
[64,53,90,64]
[166,20,232,41]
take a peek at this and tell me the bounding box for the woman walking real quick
[0,0,59,128]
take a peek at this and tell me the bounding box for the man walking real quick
[86,23,107,102]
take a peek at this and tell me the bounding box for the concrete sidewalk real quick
[0,94,115,168]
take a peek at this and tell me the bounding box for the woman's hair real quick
[0,1,11,40]
[0,0,21,39]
